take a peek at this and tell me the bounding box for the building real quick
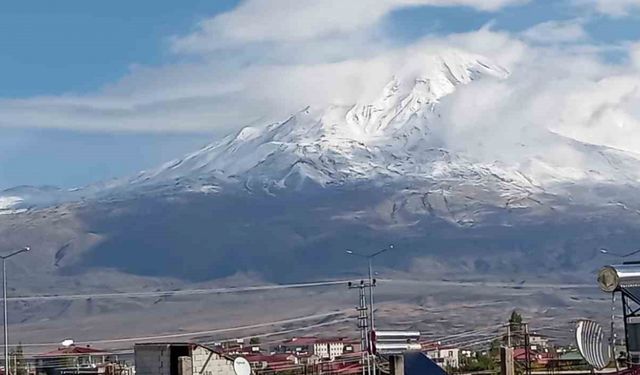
[513,348,537,363]
[211,339,261,356]
[313,339,357,361]
[424,345,460,369]
[278,337,358,361]
[35,345,127,375]
[545,351,589,371]
[134,343,239,375]
[244,354,299,372]
[528,334,550,351]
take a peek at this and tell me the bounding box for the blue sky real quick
[0,0,639,189]
[0,0,234,187]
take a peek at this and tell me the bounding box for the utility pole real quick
[346,245,394,375]
[349,281,371,375]
[500,347,514,375]
[524,323,531,375]
[1,247,30,375]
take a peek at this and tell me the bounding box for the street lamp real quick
[346,244,395,375]
[1,247,29,375]
[346,244,394,330]
[599,248,640,259]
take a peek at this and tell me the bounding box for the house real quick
[244,354,299,372]
[35,345,125,375]
[545,351,589,371]
[134,343,239,375]
[424,345,460,369]
[513,348,537,363]
[212,339,261,356]
[512,348,556,367]
[528,333,550,351]
[277,337,359,361]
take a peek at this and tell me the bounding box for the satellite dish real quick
[61,339,74,347]
[575,320,611,370]
[233,356,252,375]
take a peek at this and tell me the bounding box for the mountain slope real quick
[2,48,640,287]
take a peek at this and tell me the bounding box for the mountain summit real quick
[132,50,511,192]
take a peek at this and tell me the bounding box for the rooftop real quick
[37,345,110,358]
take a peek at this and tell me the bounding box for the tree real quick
[509,311,523,325]
[459,351,497,372]
[489,338,502,357]
[508,310,525,347]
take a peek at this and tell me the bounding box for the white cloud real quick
[573,0,640,17]
[521,19,588,43]
[171,0,528,54]
[1,0,640,177]
[430,38,640,167]
[0,0,527,134]
[0,32,522,134]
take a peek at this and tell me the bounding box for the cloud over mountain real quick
[0,0,639,166]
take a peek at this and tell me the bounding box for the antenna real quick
[575,320,611,370]
[233,356,252,375]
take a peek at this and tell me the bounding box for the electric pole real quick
[524,323,531,375]
[349,281,372,375]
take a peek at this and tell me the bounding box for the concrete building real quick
[35,345,127,375]
[425,346,460,369]
[278,337,358,361]
[312,339,352,361]
[529,334,550,351]
[134,343,239,375]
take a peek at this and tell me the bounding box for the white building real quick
[135,343,240,375]
[529,334,550,351]
[280,337,357,361]
[425,346,460,369]
[313,341,346,361]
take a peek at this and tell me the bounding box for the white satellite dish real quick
[61,339,74,347]
[233,356,252,375]
[575,320,611,370]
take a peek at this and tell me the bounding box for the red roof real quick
[321,361,363,374]
[37,345,110,358]
[513,348,538,360]
[285,337,319,345]
[245,354,296,363]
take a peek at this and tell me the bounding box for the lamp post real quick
[346,244,394,375]
[1,247,29,375]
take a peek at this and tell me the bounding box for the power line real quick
[17,309,352,348]
[8,280,353,302]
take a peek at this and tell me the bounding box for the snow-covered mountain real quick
[3,48,640,288]
[132,51,511,190]
[4,48,640,217]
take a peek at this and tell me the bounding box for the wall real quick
[190,346,236,375]
[135,345,172,375]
